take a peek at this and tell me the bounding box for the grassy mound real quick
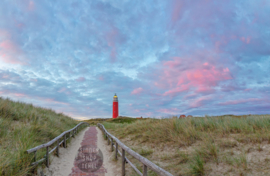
[102,115,270,175]
[85,116,141,125]
[106,116,139,124]
[0,97,83,176]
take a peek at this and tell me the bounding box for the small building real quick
[179,115,186,118]
[187,115,193,117]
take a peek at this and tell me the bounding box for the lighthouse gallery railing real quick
[97,123,173,176]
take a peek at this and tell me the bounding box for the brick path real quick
[69,127,107,176]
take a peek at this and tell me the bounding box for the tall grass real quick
[0,97,81,176]
[104,115,270,145]
[103,114,270,175]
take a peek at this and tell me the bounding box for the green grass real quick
[102,114,270,175]
[190,154,205,176]
[85,116,141,125]
[0,97,85,176]
[104,115,270,145]
[138,148,154,156]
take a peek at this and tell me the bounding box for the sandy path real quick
[39,126,118,176]
[97,127,120,176]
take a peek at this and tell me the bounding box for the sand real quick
[38,126,118,176]
[97,127,120,176]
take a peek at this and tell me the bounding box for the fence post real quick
[111,138,114,151]
[64,134,67,148]
[46,146,49,167]
[122,149,125,176]
[33,151,36,163]
[72,130,75,138]
[107,136,110,145]
[143,164,147,176]
[115,142,118,160]
[57,139,59,157]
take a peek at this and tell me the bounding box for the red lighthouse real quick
[112,93,119,118]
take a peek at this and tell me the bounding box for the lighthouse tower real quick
[112,93,119,118]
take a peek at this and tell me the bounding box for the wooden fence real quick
[25,122,89,167]
[97,123,173,176]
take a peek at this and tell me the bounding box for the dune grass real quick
[84,116,143,125]
[0,97,84,176]
[102,115,270,175]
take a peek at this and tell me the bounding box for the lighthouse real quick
[112,93,119,118]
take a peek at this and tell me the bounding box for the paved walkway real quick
[69,127,107,176]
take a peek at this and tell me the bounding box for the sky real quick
[0,0,270,120]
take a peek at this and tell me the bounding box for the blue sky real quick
[0,0,269,120]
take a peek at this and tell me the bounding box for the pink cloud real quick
[28,1,35,11]
[244,88,252,91]
[44,98,69,105]
[30,78,37,82]
[0,40,28,65]
[131,87,143,95]
[58,87,72,95]
[163,84,189,96]
[106,27,119,62]
[58,87,66,93]
[2,74,9,79]
[219,98,261,105]
[98,76,104,81]
[171,1,183,24]
[157,108,178,114]
[76,77,86,82]
[158,56,232,97]
[240,37,251,44]
[14,93,27,97]
[189,96,212,108]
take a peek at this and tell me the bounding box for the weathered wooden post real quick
[122,149,125,176]
[57,139,59,157]
[46,146,49,167]
[143,165,147,176]
[64,134,67,148]
[107,135,110,145]
[72,129,75,138]
[34,151,36,162]
[111,138,114,151]
[115,142,118,160]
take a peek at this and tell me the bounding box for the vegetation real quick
[84,116,144,125]
[102,114,270,175]
[0,97,84,176]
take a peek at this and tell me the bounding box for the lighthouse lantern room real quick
[112,93,119,118]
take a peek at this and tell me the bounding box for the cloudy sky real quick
[0,0,269,120]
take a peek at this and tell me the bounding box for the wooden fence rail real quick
[25,122,89,167]
[97,123,173,176]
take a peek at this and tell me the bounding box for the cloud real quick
[76,77,86,82]
[0,0,269,118]
[219,98,261,105]
[131,87,143,95]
